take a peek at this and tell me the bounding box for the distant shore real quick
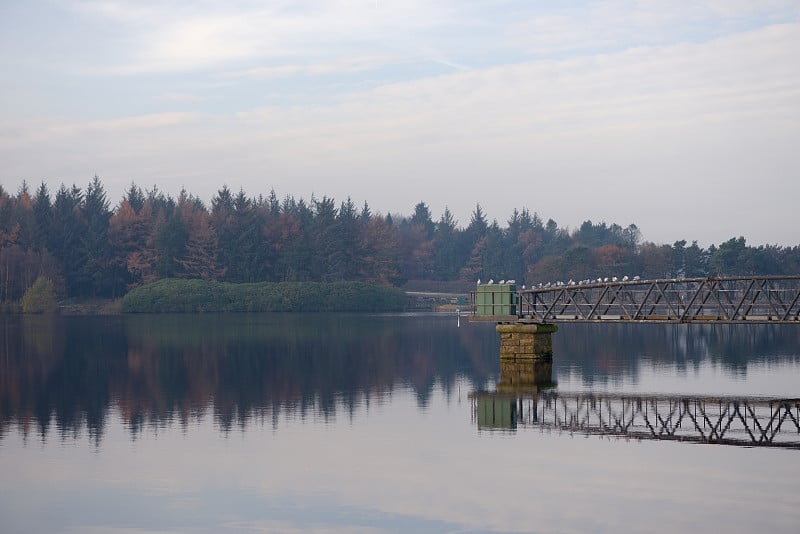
[2,280,453,315]
[59,299,123,315]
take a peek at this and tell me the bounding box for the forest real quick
[1,175,799,304]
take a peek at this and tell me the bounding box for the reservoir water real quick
[1,313,799,533]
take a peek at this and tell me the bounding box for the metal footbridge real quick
[472,276,800,324]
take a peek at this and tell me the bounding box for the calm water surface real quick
[1,313,799,533]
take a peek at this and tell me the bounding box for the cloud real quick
[155,92,209,102]
[220,56,388,80]
[72,0,458,74]
[509,0,800,57]
[54,112,201,135]
[235,22,799,146]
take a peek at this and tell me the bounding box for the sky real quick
[1,0,798,247]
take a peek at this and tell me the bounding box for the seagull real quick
[622,276,629,281]
[508,279,516,284]
[612,276,618,282]
[604,277,609,282]
[477,278,481,284]
[488,279,494,284]
[633,275,640,281]
[499,280,505,284]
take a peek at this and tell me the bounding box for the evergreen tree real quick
[225,189,265,282]
[152,200,187,279]
[80,175,114,296]
[311,196,342,281]
[432,207,460,280]
[50,184,86,296]
[410,202,435,240]
[33,182,52,251]
[210,186,236,280]
[125,182,145,213]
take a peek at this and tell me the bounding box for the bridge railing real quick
[513,276,800,323]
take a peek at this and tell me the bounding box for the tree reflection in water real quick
[0,313,496,442]
[1,314,798,444]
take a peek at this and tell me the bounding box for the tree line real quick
[0,176,798,302]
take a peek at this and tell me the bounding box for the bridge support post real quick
[496,323,557,390]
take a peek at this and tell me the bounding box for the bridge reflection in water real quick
[471,390,800,448]
[470,359,800,448]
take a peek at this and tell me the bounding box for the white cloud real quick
[510,0,800,56]
[41,112,201,137]
[71,0,458,74]
[221,56,388,80]
[155,92,209,102]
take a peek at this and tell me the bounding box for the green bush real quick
[21,276,58,314]
[121,279,407,313]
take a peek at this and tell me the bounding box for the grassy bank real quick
[120,279,407,313]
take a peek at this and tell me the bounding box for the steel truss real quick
[471,391,800,448]
[515,276,800,323]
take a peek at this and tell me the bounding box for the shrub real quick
[121,279,407,313]
[21,276,58,314]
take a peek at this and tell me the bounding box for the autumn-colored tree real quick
[459,235,487,284]
[525,255,563,285]
[177,193,224,281]
[397,219,434,283]
[359,214,399,285]
[109,200,154,288]
[594,244,628,271]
